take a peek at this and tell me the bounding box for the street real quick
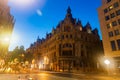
[0,71,120,80]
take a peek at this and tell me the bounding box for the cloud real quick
[36,9,42,16]
[9,0,47,13]
[9,0,35,7]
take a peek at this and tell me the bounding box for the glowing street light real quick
[0,36,10,45]
[104,59,110,65]
[4,37,10,42]
[104,59,110,74]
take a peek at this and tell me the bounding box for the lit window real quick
[110,23,112,28]
[110,41,116,51]
[108,5,113,11]
[87,29,92,34]
[80,27,82,31]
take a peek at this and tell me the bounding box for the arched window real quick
[64,26,71,32]
[63,43,72,48]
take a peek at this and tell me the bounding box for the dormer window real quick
[87,29,92,34]
[80,27,82,31]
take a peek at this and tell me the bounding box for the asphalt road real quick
[0,71,120,80]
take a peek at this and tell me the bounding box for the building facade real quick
[98,0,120,72]
[27,7,103,72]
[0,0,15,58]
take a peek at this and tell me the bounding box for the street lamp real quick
[104,59,110,65]
[104,59,110,74]
[43,56,49,70]
[4,37,10,42]
[0,36,10,45]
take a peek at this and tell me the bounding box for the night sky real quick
[8,0,102,51]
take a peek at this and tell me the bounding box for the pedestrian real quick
[18,76,21,80]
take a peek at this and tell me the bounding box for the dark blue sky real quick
[8,0,102,51]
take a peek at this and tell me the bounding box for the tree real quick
[6,45,25,62]
[24,52,34,63]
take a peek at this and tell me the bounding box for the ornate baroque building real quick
[27,7,103,72]
[0,0,14,58]
[98,0,120,72]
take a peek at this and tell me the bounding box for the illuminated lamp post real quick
[0,35,10,62]
[104,59,110,74]
[44,56,49,70]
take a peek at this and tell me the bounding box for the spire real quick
[37,36,40,42]
[77,19,82,25]
[85,22,91,29]
[65,6,72,18]
[92,28,98,35]
[67,6,71,14]
[37,36,40,40]
[84,22,92,34]
[64,6,76,24]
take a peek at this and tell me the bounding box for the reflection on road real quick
[0,72,120,80]
[16,73,75,80]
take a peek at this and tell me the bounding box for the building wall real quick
[27,7,103,72]
[98,0,120,57]
[98,0,120,72]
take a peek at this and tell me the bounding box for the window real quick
[112,21,117,26]
[63,43,72,48]
[62,50,72,56]
[80,27,82,31]
[62,35,64,39]
[70,34,72,38]
[107,23,112,29]
[116,9,120,16]
[117,39,120,50]
[114,2,119,8]
[105,15,110,21]
[66,35,68,38]
[109,31,113,37]
[81,45,83,48]
[110,13,115,18]
[118,19,120,24]
[66,44,68,47]
[87,29,92,34]
[114,30,120,35]
[64,26,71,32]
[104,8,108,13]
[107,0,111,3]
[107,24,110,29]
[108,5,113,11]
[110,41,116,51]
[81,50,84,57]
